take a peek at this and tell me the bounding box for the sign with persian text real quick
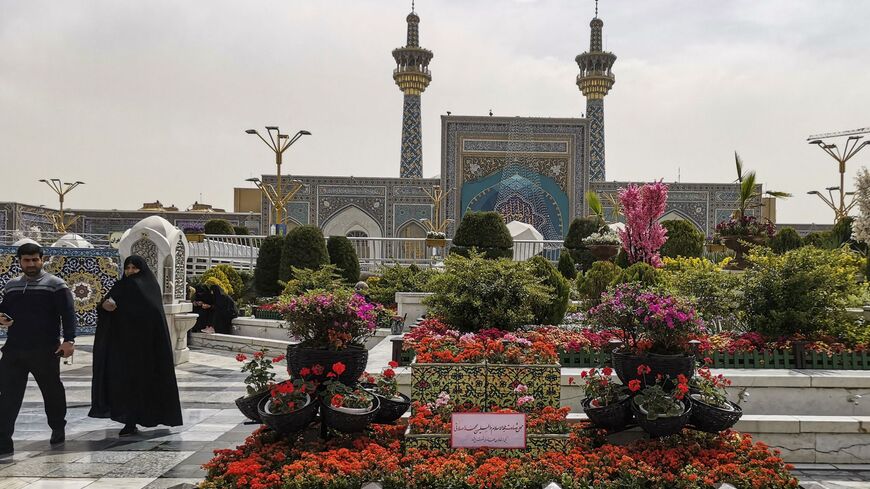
[450,413,526,449]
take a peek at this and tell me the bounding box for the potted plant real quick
[183,224,206,243]
[425,231,447,248]
[361,361,411,423]
[321,362,380,433]
[588,284,703,385]
[233,351,284,422]
[582,230,621,261]
[629,365,692,437]
[283,289,377,384]
[257,375,318,435]
[688,366,742,433]
[715,152,790,270]
[579,367,633,431]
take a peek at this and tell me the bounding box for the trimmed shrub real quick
[577,261,622,306]
[769,227,803,254]
[619,262,659,288]
[366,264,434,306]
[557,250,577,280]
[658,257,743,330]
[233,226,250,236]
[327,235,360,284]
[279,225,329,282]
[743,247,863,339]
[201,268,233,296]
[254,236,284,297]
[425,252,551,332]
[281,265,347,297]
[212,264,244,300]
[204,219,235,235]
[803,231,834,249]
[450,211,513,259]
[564,216,605,272]
[660,220,704,258]
[528,256,571,325]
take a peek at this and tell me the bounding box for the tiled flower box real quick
[486,364,561,410]
[411,363,487,407]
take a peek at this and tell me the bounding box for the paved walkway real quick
[0,337,868,489]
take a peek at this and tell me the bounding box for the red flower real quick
[580,371,588,378]
[332,362,347,376]
[272,354,285,363]
[254,351,264,359]
[637,364,651,376]
[704,357,713,365]
[299,367,311,377]
[383,368,395,379]
[311,364,324,376]
[676,374,688,385]
[326,372,336,378]
[388,361,399,368]
[366,375,376,384]
[568,376,576,385]
[331,394,344,408]
[235,354,247,362]
[628,380,642,392]
[602,367,613,376]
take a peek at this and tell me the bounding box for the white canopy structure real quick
[506,220,544,261]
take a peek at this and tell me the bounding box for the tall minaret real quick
[392,3,433,179]
[576,1,616,182]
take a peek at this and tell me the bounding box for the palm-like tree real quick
[732,152,791,220]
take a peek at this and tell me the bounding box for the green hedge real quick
[327,235,360,284]
[279,225,329,282]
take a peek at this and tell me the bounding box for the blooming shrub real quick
[691,366,732,409]
[200,426,797,489]
[715,215,776,238]
[580,367,625,407]
[403,320,558,364]
[582,230,620,246]
[361,361,401,399]
[282,289,377,349]
[618,181,669,267]
[267,376,314,415]
[632,364,690,420]
[322,362,374,409]
[236,350,284,397]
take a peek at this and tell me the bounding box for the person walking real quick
[88,255,182,436]
[0,243,76,456]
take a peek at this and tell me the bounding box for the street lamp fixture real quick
[244,126,311,231]
[38,178,85,233]
[807,131,870,221]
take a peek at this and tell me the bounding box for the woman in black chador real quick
[89,255,183,436]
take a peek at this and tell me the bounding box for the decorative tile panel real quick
[586,98,605,182]
[463,140,569,154]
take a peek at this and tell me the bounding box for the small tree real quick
[279,225,329,282]
[204,219,235,235]
[327,235,361,284]
[557,251,577,280]
[618,182,669,267]
[576,261,622,306]
[201,268,234,296]
[450,211,513,259]
[233,226,251,235]
[769,227,803,254]
[660,220,704,258]
[527,256,571,325]
[254,236,284,297]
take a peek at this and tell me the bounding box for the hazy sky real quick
[1,0,868,225]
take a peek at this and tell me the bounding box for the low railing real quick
[185,234,566,275]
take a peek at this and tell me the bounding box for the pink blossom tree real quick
[617,181,669,267]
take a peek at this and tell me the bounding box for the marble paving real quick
[0,336,869,488]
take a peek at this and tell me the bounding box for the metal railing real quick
[0,230,113,248]
[185,234,566,275]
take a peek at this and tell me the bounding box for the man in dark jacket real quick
[0,243,77,456]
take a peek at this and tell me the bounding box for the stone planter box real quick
[395,292,433,328]
[404,429,570,454]
[411,363,487,408]
[486,364,561,410]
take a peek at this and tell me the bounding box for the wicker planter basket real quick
[257,394,318,435]
[587,244,619,261]
[361,383,411,424]
[582,396,633,431]
[235,390,270,423]
[612,350,694,386]
[631,399,691,438]
[287,344,368,385]
[322,395,380,433]
[689,395,743,433]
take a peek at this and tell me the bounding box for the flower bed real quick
[199,425,798,489]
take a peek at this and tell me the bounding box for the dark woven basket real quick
[689,396,743,433]
[582,396,633,431]
[287,345,368,385]
[631,398,691,438]
[322,395,381,433]
[360,384,410,423]
[235,390,270,423]
[612,350,695,386]
[257,395,318,435]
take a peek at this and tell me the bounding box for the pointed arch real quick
[322,205,383,265]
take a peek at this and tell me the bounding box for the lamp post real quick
[38,179,84,233]
[245,177,304,230]
[808,133,870,221]
[245,126,310,231]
